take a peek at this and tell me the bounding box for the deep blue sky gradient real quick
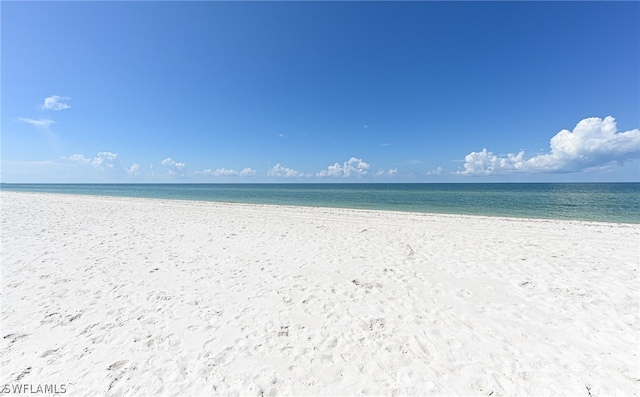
[2,2,638,182]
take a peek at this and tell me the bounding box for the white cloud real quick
[68,154,91,165]
[195,169,214,176]
[196,167,256,177]
[317,157,371,177]
[459,116,640,175]
[69,152,120,169]
[268,164,304,177]
[4,153,144,182]
[161,157,186,174]
[427,166,444,176]
[19,118,56,128]
[92,152,119,168]
[459,149,528,175]
[66,152,144,179]
[376,168,398,177]
[239,167,256,176]
[42,95,71,110]
[127,163,141,176]
[214,168,239,176]
[317,163,342,177]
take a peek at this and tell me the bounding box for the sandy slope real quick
[1,192,638,396]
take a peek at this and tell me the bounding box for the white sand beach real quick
[1,191,639,396]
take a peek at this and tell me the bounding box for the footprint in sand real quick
[368,318,386,331]
[278,325,289,337]
[3,333,29,344]
[15,367,32,382]
[107,360,130,371]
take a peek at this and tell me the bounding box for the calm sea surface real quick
[2,183,639,224]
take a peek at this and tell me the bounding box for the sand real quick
[1,191,639,396]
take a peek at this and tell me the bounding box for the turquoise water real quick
[2,183,639,224]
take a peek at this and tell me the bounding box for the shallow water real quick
[2,183,639,223]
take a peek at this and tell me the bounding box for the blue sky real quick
[2,1,639,183]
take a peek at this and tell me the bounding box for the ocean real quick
[2,183,639,224]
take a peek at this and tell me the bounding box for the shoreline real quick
[2,190,638,227]
[2,183,639,225]
[2,191,639,395]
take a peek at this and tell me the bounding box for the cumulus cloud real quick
[239,167,256,176]
[376,168,398,177]
[69,152,120,169]
[127,163,141,176]
[195,169,214,176]
[268,164,304,177]
[48,152,142,180]
[459,116,640,175]
[161,157,186,174]
[214,168,239,176]
[460,150,528,175]
[42,95,71,110]
[317,157,371,177]
[196,167,256,177]
[67,152,145,179]
[92,152,119,168]
[427,166,444,176]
